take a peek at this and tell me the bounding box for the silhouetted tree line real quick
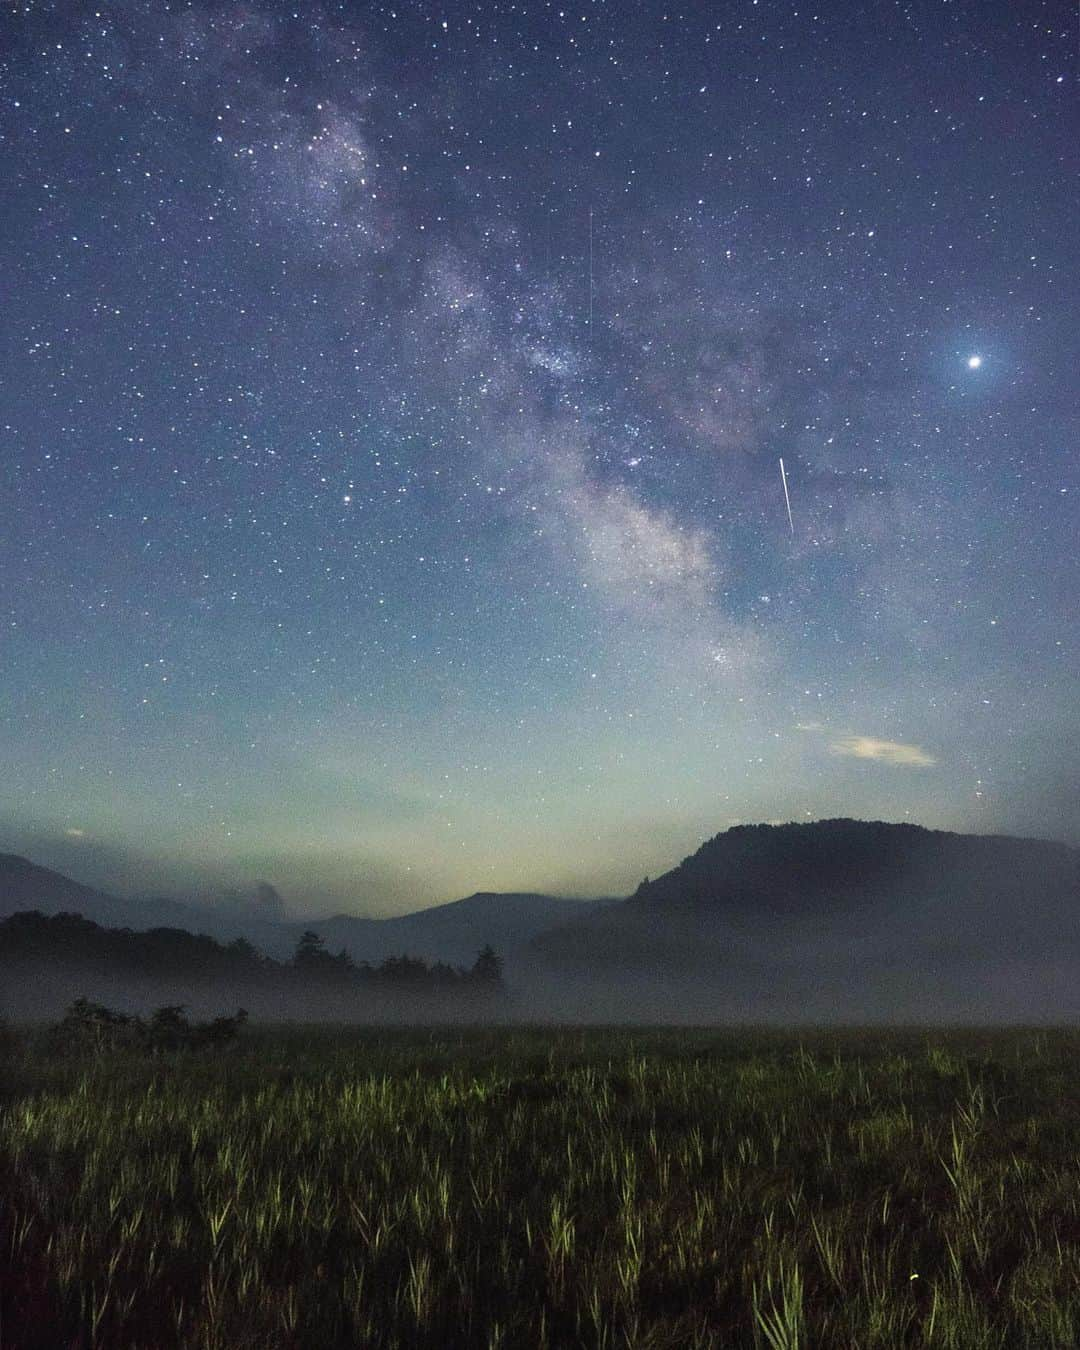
[0,911,507,999]
[290,929,505,990]
[0,910,268,977]
[45,998,248,1056]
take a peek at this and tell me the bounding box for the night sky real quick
[2,1,1076,916]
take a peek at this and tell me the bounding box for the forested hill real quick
[624,819,1079,916]
[530,819,1080,980]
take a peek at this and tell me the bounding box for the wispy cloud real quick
[829,735,937,768]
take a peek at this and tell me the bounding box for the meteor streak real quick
[779,457,794,535]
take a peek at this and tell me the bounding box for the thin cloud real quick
[830,735,937,767]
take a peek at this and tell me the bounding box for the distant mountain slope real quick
[0,854,146,927]
[0,854,260,939]
[0,853,610,967]
[531,819,1080,974]
[280,893,614,967]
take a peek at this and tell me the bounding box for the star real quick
[967,355,982,370]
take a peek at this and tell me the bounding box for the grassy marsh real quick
[1,1025,1078,1347]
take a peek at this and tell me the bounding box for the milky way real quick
[2,1,1076,913]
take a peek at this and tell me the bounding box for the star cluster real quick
[2,0,1076,912]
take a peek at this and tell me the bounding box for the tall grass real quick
[1,1026,1077,1347]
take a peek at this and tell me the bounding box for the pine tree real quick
[471,944,504,987]
[293,930,326,967]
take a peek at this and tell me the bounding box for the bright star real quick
[967,355,982,369]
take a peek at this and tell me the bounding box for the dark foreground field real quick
[1,1026,1078,1348]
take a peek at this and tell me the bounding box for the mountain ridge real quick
[0,854,611,965]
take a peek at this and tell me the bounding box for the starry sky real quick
[2,0,1076,917]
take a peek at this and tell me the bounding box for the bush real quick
[46,999,248,1056]
[46,997,143,1055]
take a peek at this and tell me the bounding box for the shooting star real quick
[588,207,594,336]
[779,457,794,535]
